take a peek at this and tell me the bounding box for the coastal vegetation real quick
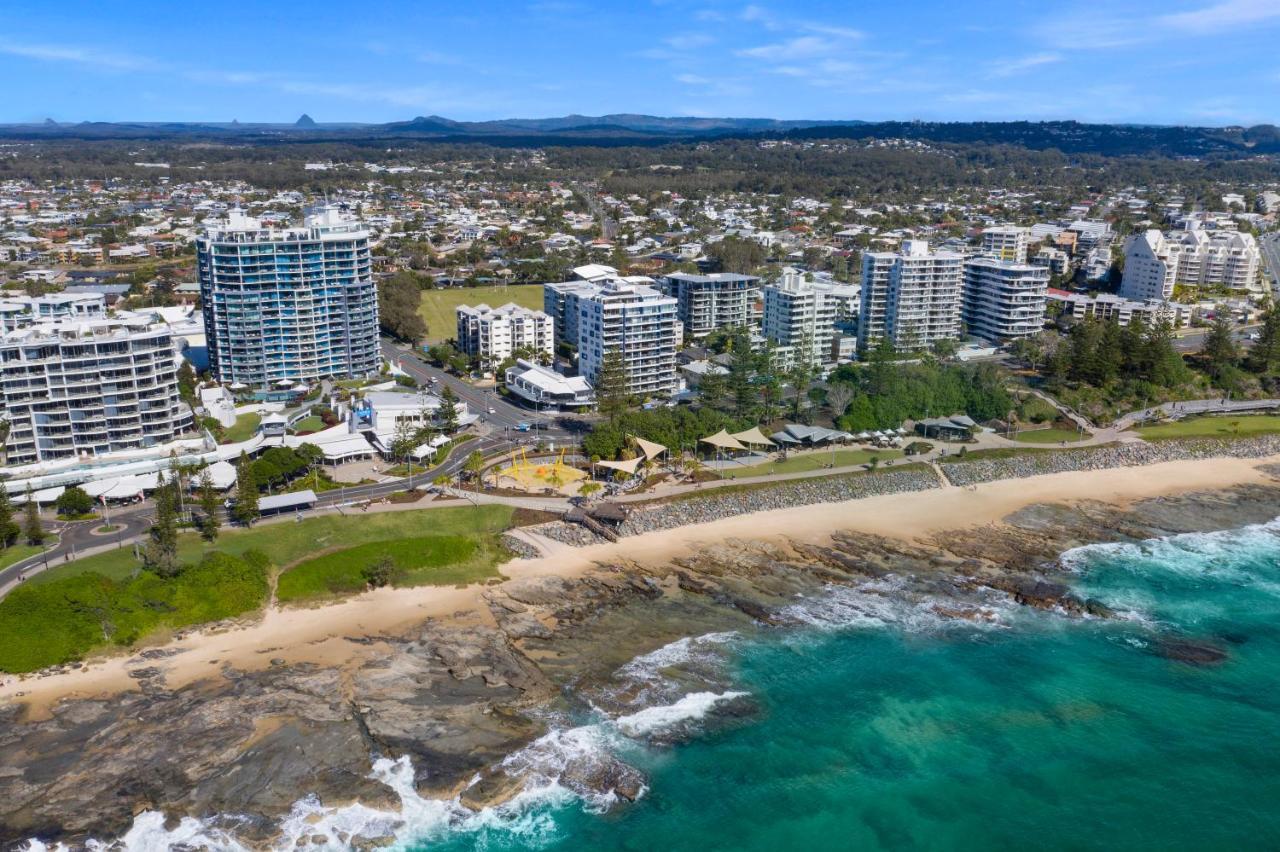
[826,346,1013,431]
[0,505,516,673]
[0,551,270,674]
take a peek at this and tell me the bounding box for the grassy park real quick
[1137,414,1280,441]
[1012,428,1090,444]
[417,284,544,343]
[0,505,516,673]
[721,448,904,478]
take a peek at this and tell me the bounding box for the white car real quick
[488,407,496,414]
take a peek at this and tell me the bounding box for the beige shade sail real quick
[630,435,668,461]
[700,430,747,451]
[596,457,643,475]
[730,426,775,447]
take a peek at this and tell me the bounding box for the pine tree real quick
[0,487,19,548]
[143,478,179,577]
[198,470,221,543]
[595,350,630,423]
[438,385,460,433]
[1203,312,1240,380]
[22,487,44,546]
[1248,303,1280,375]
[232,451,260,527]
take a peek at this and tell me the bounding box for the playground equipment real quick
[495,447,586,492]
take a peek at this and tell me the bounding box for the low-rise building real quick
[455,302,553,366]
[1047,289,1191,328]
[503,358,594,409]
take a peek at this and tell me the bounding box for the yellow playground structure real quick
[495,447,586,492]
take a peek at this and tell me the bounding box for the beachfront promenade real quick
[4,396,1278,595]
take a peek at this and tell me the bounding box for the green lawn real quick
[223,412,261,443]
[3,505,518,673]
[0,544,45,571]
[31,504,515,587]
[290,415,325,434]
[276,534,502,603]
[418,285,544,343]
[721,448,904,478]
[1137,414,1280,441]
[1012,428,1090,444]
[0,551,269,673]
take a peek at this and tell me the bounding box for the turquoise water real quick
[412,520,1280,852]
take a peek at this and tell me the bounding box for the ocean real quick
[76,519,1280,851]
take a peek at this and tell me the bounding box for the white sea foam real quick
[614,690,749,738]
[779,576,1017,633]
[1060,517,1280,579]
[37,633,753,851]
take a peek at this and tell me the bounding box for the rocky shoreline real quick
[4,473,1280,848]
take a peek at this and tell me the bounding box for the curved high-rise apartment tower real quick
[197,206,380,387]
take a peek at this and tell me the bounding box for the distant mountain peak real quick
[43,118,58,126]
[295,114,316,128]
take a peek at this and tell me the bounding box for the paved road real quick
[379,338,582,435]
[1260,232,1280,294]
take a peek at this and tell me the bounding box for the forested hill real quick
[2,115,1278,158]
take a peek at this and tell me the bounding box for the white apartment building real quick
[0,293,106,331]
[1032,247,1070,276]
[1122,227,1261,300]
[962,258,1049,343]
[543,280,597,347]
[577,280,679,396]
[859,240,964,352]
[659,272,761,338]
[0,317,194,466]
[455,302,553,366]
[197,206,380,387]
[762,269,837,370]
[980,226,1030,263]
[1047,290,1191,329]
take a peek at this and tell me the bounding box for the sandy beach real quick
[4,453,1277,715]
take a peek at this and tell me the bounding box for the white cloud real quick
[0,41,158,71]
[1158,0,1280,32]
[986,52,1063,78]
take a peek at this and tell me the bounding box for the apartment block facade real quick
[197,206,380,387]
[962,257,1049,343]
[0,317,194,465]
[859,240,964,352]
[576,281,679,396]
[455,302,554,366]
[980,226,1030,264]
[659,272,761,338]
[762,270,837,370]
[1122,227,1261,301]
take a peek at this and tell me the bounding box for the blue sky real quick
[1,0,1277,125]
